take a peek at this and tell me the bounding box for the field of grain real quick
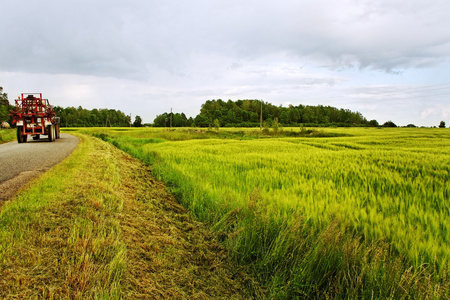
[76,127,449,298]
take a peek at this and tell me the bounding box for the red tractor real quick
[10,93,60,143]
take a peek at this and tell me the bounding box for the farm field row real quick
[71,127,450,298]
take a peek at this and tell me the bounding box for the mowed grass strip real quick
[0,134,126,298]
[0,134,256,299]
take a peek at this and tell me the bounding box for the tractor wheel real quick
[17,126,23,143]
[52,125,56,141]
[16,127,27,143]
[56,124,60,139]
[47,125,53,142]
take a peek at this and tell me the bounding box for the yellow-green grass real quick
[76,126,450,299]
[81,127,450,267]
[0,128,15,144]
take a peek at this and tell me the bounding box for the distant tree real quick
[153,113,168,127]
[187,117,194,127]
[249,111,259,123]
[194,113,209,127]
[301,109,311,123]
[382,120,397,127]
[406,124,417,128]
[180,113,188,126]
[226,110,237,125]
[172,113,182,127]
[0,87,12,124]
[213,118,220,131]
[368,119,379,127]
[272,117,281,132]
[0,87,8,105]
[280,110,290,125]
[133,115,143,127]
[439,121,446,128]
[262,121,270,134]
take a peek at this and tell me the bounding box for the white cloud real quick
[421,108,438,119]
[443,107,450,118]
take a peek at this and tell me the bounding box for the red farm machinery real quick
[10,93,60,143]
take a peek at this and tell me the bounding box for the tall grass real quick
[82,127,450,298]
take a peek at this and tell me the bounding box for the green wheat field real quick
[70,127,450,298]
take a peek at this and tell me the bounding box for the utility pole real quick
[260,99,263,130]
[129,113,132,127]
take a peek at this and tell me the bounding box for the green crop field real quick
[71,126,449,298]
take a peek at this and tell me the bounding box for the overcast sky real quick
[2,0,450,126]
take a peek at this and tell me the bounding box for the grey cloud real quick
[3,0,450,79]
[2,0,450,127]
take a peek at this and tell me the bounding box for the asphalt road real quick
[0,133,79,201]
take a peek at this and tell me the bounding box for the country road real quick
[0,133,79,201]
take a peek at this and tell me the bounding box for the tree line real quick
[154,99,378,128]
[2,88,446,128]
[53,106,134,127]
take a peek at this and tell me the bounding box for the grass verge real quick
[0,129,15,144]
[0,134,126,298]
[0,133,256,299]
